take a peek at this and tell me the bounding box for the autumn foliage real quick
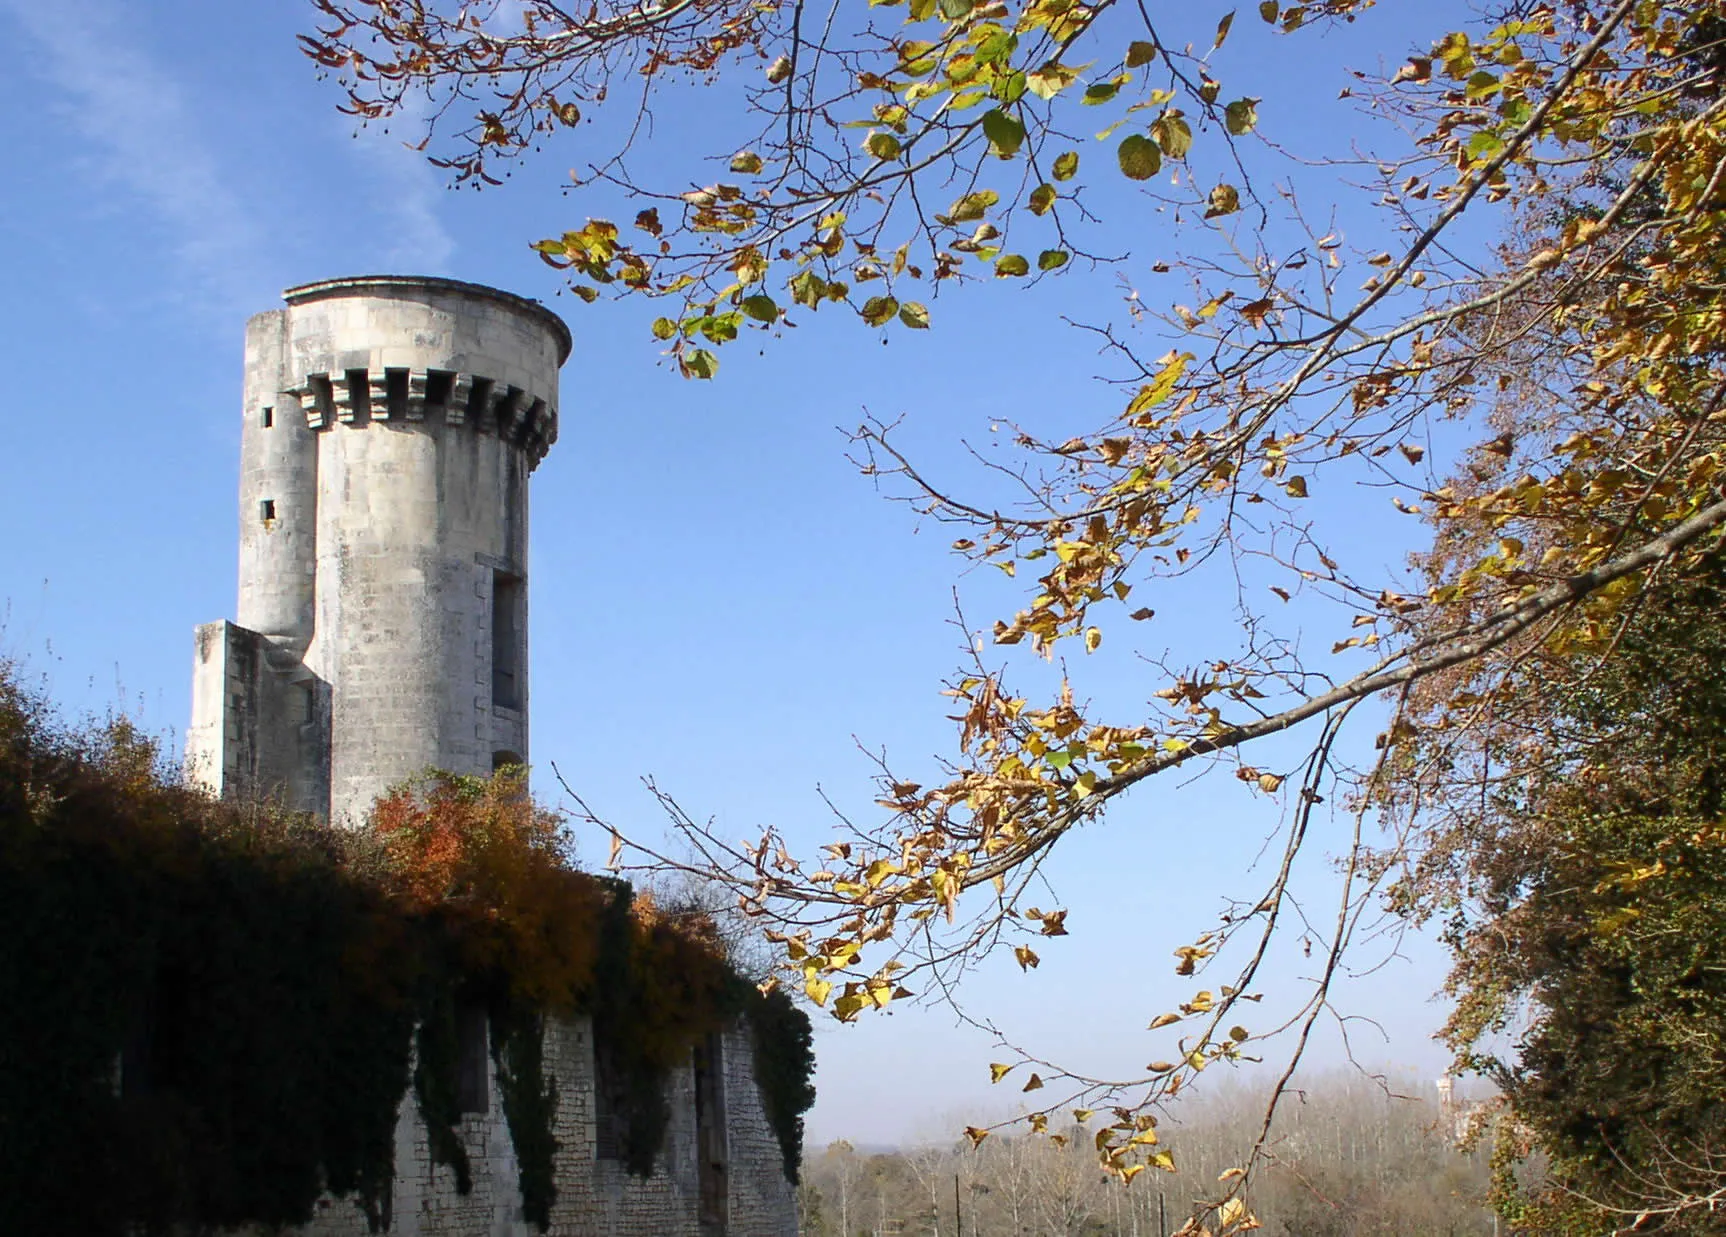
[0,673,813,1233]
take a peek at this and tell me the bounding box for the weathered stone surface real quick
[189,276,561,826]
[274,1017,796,1237]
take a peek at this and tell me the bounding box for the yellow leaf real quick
[1149,1012,1182,1029]
[1126,353,1190,414]
[1022,1072,1044,1092]
[965,1126,991,1147]
[990,1062,1015,1084]
[1084,626,1103,653]
[1072,1107,1093,1123]
[805,975,833,1006]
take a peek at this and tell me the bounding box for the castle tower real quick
[187,276,570,826]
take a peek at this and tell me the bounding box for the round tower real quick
[206,276,569,826]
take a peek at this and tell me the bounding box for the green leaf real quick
[730,150,764,174]
[651,317,678,340]
[699,312,741,343]
[1038,249,1069,271]
[899,301,931,328]
[1259,0,1278,20]
[1151,112,1193,158]
[994,69,1028,103]
[1052,150,1079,181]
[1126,40,1157,67]
[1029,183,1057,215]
[947,189,1000,222]
[571,285,600,303]
[1224,98,1259,136]
[789,270,827,307]
[1082,79,1123,106]
[1117,134,1163,180]
[937,0,973,18]
[976,29,1018,64]
[741,294,779,323]
[682,349,719,379]
[1467,130,1505,159]
[866,131,904,161]
[862,295,900,326]
[995,254,1030,277]
[982,109,1025,158]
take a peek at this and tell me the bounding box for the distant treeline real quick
[799,1071,1496,1237]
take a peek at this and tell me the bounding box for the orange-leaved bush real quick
[370,767,605,1007]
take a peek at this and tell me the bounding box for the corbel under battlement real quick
[289,369,558,466]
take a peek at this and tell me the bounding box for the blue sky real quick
[0,0,1488,1145]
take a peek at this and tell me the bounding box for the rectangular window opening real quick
[695,1032,730,1230]
[260,499,276,523]
[593,1036,625,1162]
[309,374,335,422]
[345,368,371,420]
[467,376,496,429]
[492,572,522,710]
[385,367,410,420]
[425,369,454,416]
[260,405,273,428]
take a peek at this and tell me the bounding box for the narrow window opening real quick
[345,368,371,420]
[385,367,410,420]
[695,1032,730,1233]
[260,405,273,428]
[467,376,496,429]
[456,1003,489,1114]
[504,453,523,561]
[309,374,335,422]
[425,369,454,416]
[259,499,277,523]
[594,1038,623,1162]
[493,750,524,772]
[492,573,522,710]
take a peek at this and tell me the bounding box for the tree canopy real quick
[304,0,1726,1229]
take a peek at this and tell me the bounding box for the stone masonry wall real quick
[278,1014,795,1237]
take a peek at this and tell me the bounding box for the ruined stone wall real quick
[185,619,327,814]
[283,1015,795,1237]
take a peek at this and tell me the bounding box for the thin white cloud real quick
[2,0,268,311]
[350,89,458,273]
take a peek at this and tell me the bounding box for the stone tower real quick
[187,276,570,826]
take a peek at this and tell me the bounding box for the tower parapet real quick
[188,276,569,826]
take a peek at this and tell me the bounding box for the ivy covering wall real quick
[0,670,814,1236]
